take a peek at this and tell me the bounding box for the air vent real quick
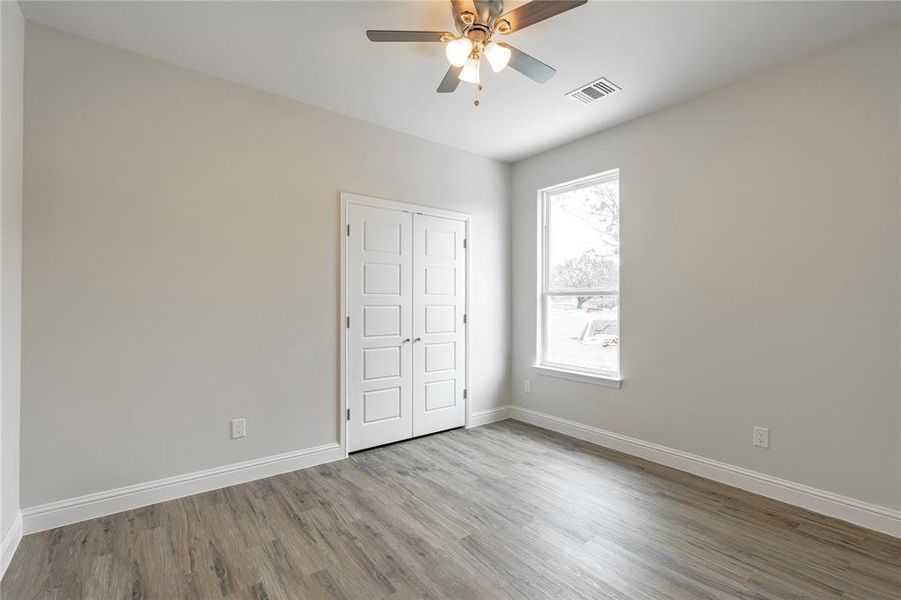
[566,77,621,105]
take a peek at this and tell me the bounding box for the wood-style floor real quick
[3,420,900,599]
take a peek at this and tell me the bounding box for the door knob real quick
[402,338,411,344]
[414,337,422,343]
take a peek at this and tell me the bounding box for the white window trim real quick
[536,169,621,384]
[532,364,623,388]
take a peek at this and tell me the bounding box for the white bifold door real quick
[346,202,466,452]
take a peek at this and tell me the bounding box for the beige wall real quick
[1,0,24,544]
[511,25,901,510]
[19,19,901,519]
[21,24,511,508]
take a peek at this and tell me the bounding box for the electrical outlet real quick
[231,418,246,439]
[753,426,769,448]
[524,380,531,393]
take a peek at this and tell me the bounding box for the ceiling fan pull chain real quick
[474,83,483,107]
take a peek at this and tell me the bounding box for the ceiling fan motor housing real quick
[465,25,491,47]
[454,0,506,33]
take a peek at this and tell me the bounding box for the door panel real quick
[347,204,413,452]
[412,214,466,436]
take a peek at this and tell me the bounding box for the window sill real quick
[532,365,623,388]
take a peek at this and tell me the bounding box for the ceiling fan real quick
[366,0,587,94]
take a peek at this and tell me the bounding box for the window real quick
[538,170,620,381]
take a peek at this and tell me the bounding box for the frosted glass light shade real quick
[445,37,473,67]
[484,42,511,73]
[459,56,480,84]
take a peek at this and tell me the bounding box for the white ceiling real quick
[20,1,901,162]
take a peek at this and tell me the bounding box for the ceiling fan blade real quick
[497,0,587,33]
[437,66,463,93]
[499,43,556,83]
[366,30,453,42]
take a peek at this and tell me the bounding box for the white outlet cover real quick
[524,380,531,393]
[231,418,246,439]
[753,426,769,448]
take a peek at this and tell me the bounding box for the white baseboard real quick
[0,512,23,581]
[469,405,513,428]
[22,442,344,534]
[17,409,901,539]
[510,406,901,539]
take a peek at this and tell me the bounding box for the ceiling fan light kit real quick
[445,36,473,67]
[366,0,587,99]
[459,55,481,84]
[484,41,511,73]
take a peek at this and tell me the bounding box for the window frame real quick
[536,169,622,386]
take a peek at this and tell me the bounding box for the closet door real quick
[346,204,413,452]
[412,214,466,436]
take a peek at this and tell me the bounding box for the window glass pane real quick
[545,295,619,374]
[547,178,619,292]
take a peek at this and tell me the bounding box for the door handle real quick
[414,337,422,343]
[402,338,411,344]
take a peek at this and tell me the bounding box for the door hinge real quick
[463,238,467,249]
[346,224,350,237]
[346,408,351,421]
[463,313,467,324]
[463,389,468,399]
[346,316,350,328]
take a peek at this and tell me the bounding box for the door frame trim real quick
[340,192,472,457]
